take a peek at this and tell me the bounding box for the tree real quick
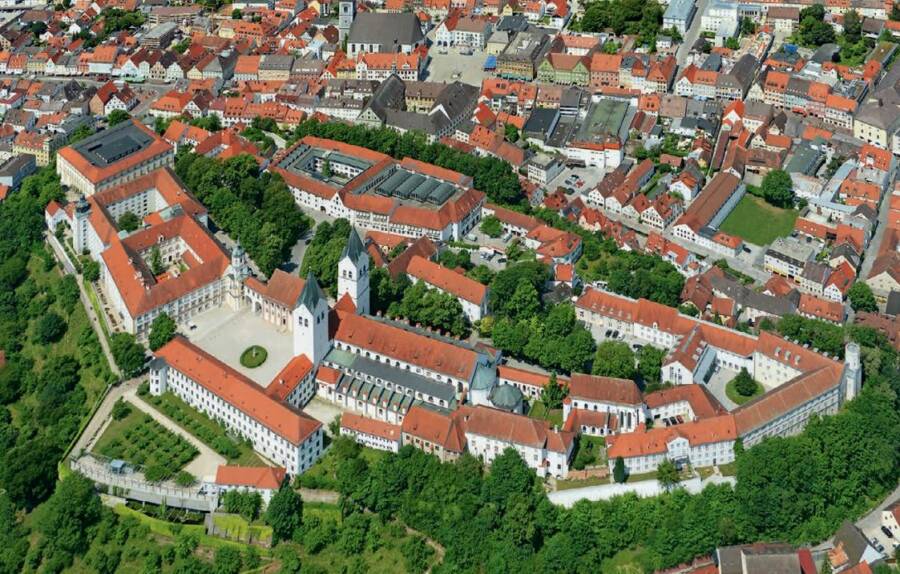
[797,5,835,46]
[540,373,567,410]
[150,246,165,276]
[507,282,541,321]
[111,332,146,378]
[613,456,627,483]
[83,259,101,282]
[733,368,758,397]
[592,340,636,379]
[402,535,435,574]
[107,109,131,126]
[213,546,242,574]
[504,124,519,143]
[761,169,794,208]
[117,211,141,232]
[266,481,303,544]
[37,472,102,557]
[148,312,177,351]
[848,282,877,313]
[34,311,67,343]
[480,215,503,238]
[843,9,862,43]
[637,346,665,386]
[656,459,680,490]
[740,17,756,35]
[231,7,242,18]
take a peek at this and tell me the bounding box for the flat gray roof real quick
[70,121,156,168]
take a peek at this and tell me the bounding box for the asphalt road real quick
[676,0,711,67]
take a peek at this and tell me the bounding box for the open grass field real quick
[528,401,564,427]
[93,407,198,480]
[601,548,649,573]
[719,195,798,246]
[143,390,265,466]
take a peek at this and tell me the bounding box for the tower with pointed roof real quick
[293,272,330,363]
[337,228,370,316]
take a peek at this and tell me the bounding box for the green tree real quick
[733,368,758,397]
[231,7,242,18]
[213,545,242,574]
[592,340,636,379]
[149,246,165,276]
[637,346,665,385]
[613,456,627,483]
[740,17,756,35]
[761,169,795,208]
[107,109,131,126]
[34,311,67,343]
[480,215,503,238]
[797,5,836,46]
[148,313,177,351]
[266,481,303,545]
[111,332,146,378]
[848,282,877,313]
[843,9,862,43]
[656,459,680,490]
[299,219,351,295]
[539,373,567,410]
[83,259,101,282]
[117,211,141,232]
[37,472,102,558]
[504,124,519,143]
[401,535,434,574]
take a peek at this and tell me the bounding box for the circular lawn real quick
[240,345,268,368]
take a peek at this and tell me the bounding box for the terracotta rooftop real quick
[155,337,321,445]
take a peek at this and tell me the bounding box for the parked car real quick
[881,526,894,539]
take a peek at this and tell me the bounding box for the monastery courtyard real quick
[190,306,294,388]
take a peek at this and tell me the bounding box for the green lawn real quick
[142,390,265,466]
[556,475,611,490]
[528,401,564,427]
[93,406,198,480]
[719,195,798,246]
[601,548,649,574]
[718,461,737,476]
[240,345,268,368]
[725,378,764,405]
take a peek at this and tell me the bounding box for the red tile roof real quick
[341,412,401,442]
[406,255,487,304]
[568,373,642,405]
[215,465,286,489]
[155,337,321,445]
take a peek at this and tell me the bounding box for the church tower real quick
[337,228,370,315]
[293,272,330,363]
[226,241,250,310]
[338,0,355,42]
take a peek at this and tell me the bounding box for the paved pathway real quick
[71,379,138,457]
[122,386,227,480]
[46,233,121,377]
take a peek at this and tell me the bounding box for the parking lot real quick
[548,166,607,198]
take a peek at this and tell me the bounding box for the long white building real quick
[150,336,323,475]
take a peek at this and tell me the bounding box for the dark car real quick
[882,526,894,538]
